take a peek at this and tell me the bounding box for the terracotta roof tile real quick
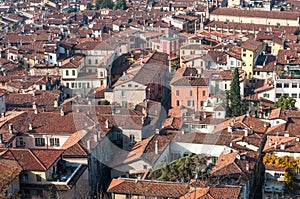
[107,178,188,197]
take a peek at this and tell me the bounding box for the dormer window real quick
[35,138,45,146]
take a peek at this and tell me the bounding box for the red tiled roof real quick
[171,77,208,87]
[107,178,188,197]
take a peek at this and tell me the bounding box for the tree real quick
[228,68,244,117]
[284,168,296,193]
[275,95,296,110]
[113,0,127,10]
[225,91,232,117]
[87,2,94,10]
[96,0,113,9]
[148,154,209,182]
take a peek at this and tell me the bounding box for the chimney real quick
[0,134,2,144]
[246,163,249,171]
[181,129,185,135]
[280,144,285,150]
[32,103,37,110]
[296,137,300,142]
[250,126,253,134]
[94,133,98,142]
[230,142,233,147]
[244,129,248,137]
[54,100,58,108]
[88,100,92,105]
[9,124,13,134]
[155,140,158,155]
[1,112,5,118]
[227,124,232,133]
[60,108,64,116]
[155,129,160,134]
[105,120,109,128]
[284,131,289,137]
[268,139,273,146]
[142,107,147,116]
[203,112,207,119]
[86,140,91,151]
[29,123,32,131]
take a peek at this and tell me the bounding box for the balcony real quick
[47,162,83,184]
[264,180,284,193]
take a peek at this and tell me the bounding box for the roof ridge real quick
[28,149,47,171]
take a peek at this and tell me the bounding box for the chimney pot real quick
[94,134,98,142]
[155,140,158,155]
[60,108,64,116]
[86,140,91,151]
[29,123,32,131]
[9,124,13,134]
[155,129,160,134]
[54,100,58,108]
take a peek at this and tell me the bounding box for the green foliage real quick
[113,0,127,10]
[284,168,296,193]
[227,68,245,117]
[96,0,113,9]
[275,95,296,110]
[87,2,94,10]
[263,154,298,193]
[149,154,209,182]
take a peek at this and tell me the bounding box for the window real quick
[87,83,90,88]
[284,83,289,88]
[276,93,282,98]
[176,100,180,106]
[143,165,148,169]
[116,132,122,141]
[36,174,41,182]
[88,59,91,64]
[292,83,297,88]
[72,70,75,76]
[200,125,207,129]
[71,83,77,88]
[129,134,135,143]
[202,90,206,96]
[230,61,234,66]
[189,90,193,96]
[276,83,282,88]
[225,84,227,90]
[292,93,297,98]
[135,85,138,87]
[66,83,69,88]
[35,138,45,146]
[187,100,194,106]
[121,91,125,97]
[66,70,69,76]
[176,90,179,96]
[49,138,60,147]
[22,173,28,182]
[100,72,104,77]
[95,59,98,64]
[263,93,270,98]
[128,84,132,87]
